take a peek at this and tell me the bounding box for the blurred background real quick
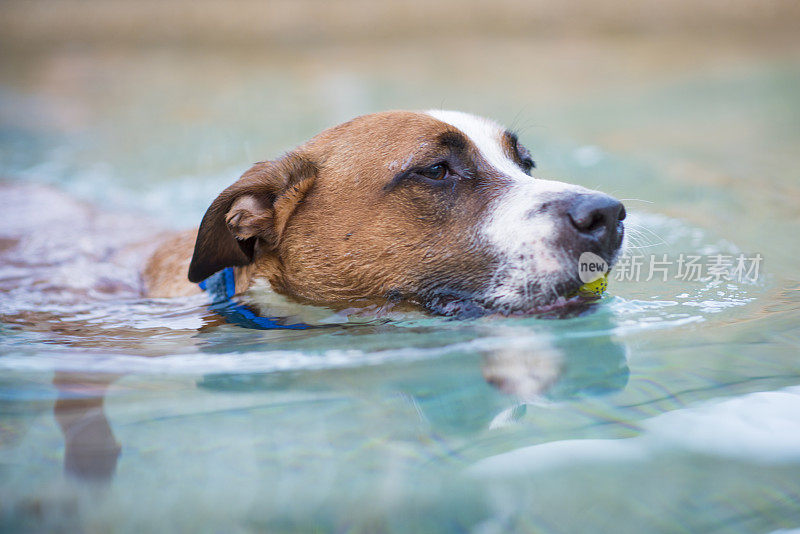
[1,0,798,231]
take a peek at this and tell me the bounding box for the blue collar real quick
[198,267,311,330]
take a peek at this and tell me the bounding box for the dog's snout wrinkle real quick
[523,200,554,220]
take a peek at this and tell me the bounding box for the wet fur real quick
[143,110,624,317]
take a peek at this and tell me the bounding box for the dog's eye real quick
[418,163,449,181]
[516,143,535,173]
[521,157,536,172]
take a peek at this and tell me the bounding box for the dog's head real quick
[188,110,625,317]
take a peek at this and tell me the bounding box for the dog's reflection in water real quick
[475,327,629,429]
[482,337,564,401]
[51,325,628,483]
[482,327,629,403]
[53,373,121,483]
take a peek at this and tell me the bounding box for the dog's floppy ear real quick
[187,153,316,283]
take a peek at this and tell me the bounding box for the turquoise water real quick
[2,38,800,532]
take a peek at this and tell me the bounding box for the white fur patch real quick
[426,110,523,178]
[426,110,592,308]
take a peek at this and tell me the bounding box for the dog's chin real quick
[422,276,601,319]
[491,277,603,319]
[499,291,602,319]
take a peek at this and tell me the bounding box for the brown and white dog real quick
[143,110,625,318]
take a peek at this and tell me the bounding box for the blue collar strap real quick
[198,267,311,330]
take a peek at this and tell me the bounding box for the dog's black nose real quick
[567,194,626,239]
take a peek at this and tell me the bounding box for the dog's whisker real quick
[626,225,667,248]
[618,198,654,204]
[625,224,664,244]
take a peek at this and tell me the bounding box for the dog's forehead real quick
[307,111,453,164]
[310,110,516,172]
[424,110,504,152]
[425,110,523,179]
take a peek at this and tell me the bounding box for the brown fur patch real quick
[147,111,509,311]
[254,112,502,307]
[143,229,202,297]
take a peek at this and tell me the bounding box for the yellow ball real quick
[577,273,608,297]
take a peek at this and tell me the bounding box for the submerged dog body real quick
[144,110,625,316]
